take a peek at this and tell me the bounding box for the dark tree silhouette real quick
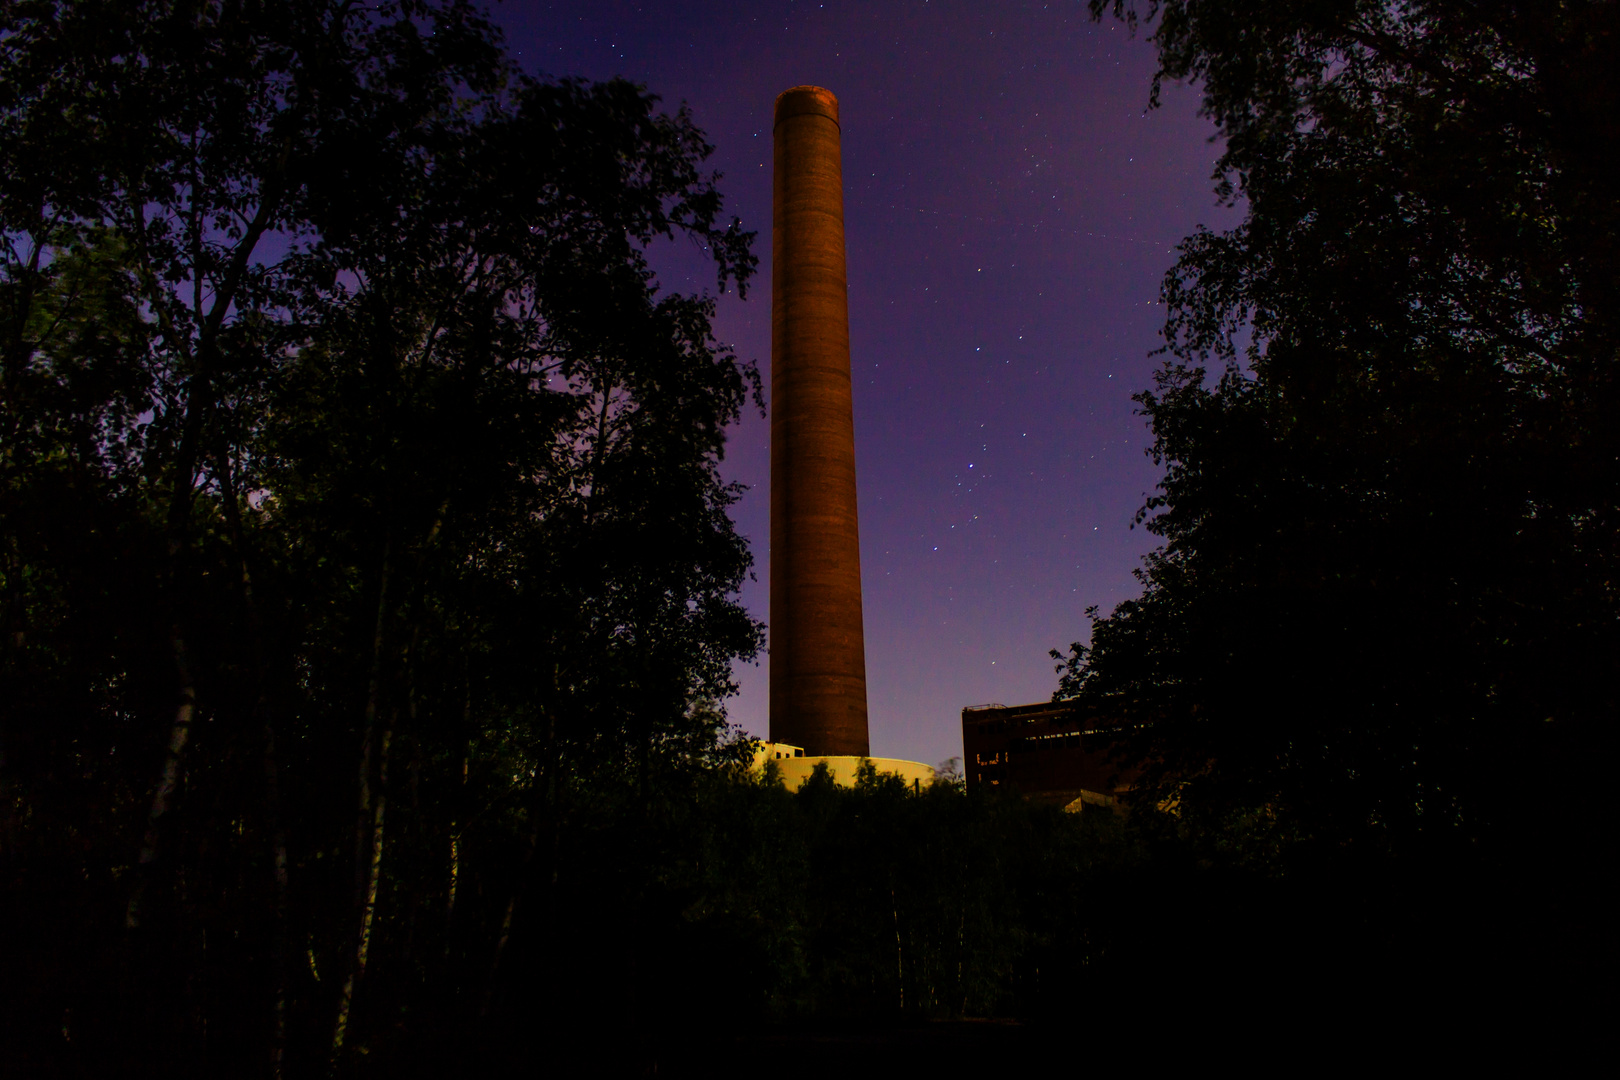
[1059,1,1618,909]
[0,2,760,1072]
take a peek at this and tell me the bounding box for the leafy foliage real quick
[416,765,1147,1074]
[1061,1,1618,867]
[0,2,764,1072]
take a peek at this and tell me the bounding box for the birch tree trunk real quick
[331,545,394,1060]
[125,630,197,929]
[332,726,392,1059]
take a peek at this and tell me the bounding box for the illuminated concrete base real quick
[754,742,936,792]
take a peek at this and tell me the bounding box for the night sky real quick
[494,1,1239,767]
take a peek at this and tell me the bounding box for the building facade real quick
[960,702,1136,812]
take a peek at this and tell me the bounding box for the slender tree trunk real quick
[946,893,959,1016]
[262,713,291,1079]
[398,637,425,983]
[331,545,395,1061]
[125,425,208,932]
[353,544,392,903]
[126,630,197,929]
[484,681,559,1017]
[541,680,563,1010]
[123,143,289,935]
[212,438,291,1076]
[125,369,210,933]
[892,884,904,1012]
[483,812,539,1018]
[447,670,470,930]
[332,725,392,1059]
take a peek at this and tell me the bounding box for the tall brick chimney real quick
[769,86,870,757]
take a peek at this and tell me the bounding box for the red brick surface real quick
[769,86,870,756]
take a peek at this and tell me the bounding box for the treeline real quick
[379,761,1541,1074]
[462,765,1137,1073]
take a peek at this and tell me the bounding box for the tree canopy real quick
[1,1,763,1071]
[1060,0,1618,865]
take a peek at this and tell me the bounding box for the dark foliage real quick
[0,2,763,1073]
[1058,0,1617,953]
[367,766,1153,1076]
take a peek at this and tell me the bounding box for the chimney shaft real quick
[769,86,870,756]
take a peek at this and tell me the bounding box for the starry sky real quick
[493,0,1239,767]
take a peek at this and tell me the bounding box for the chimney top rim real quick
[774,86,839,129]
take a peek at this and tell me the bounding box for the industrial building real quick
[752,741,936,792]
[960,701,1136,812]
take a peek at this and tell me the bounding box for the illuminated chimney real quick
[768,86,870,757]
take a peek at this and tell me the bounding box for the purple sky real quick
[495,1,1237,766]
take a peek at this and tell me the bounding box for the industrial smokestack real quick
[769,86,870,757]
